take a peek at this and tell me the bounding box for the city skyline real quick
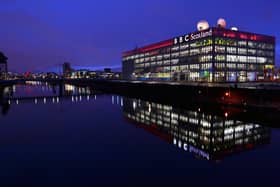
[0,0,279,73]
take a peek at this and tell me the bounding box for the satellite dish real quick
[217,18,226,28]
[231,27,238,31]
[197,20,209,31]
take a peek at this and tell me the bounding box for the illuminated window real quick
[215,63,225,69]
[157,55,163,60]
[171,46,179,51]
[226,63,236,69]
[248,56,256,63]
[248,49,256,55]
[215,38,236,46]
[238,40,247,47]
[238,48,247,55]
[214,72,225,81]
[151,62,156,66]
[180,44,189,50]
[201,46,212,54]
[157,61,163,65]
[145,57,150,62]
[248,41,258,48]
[215,55,226,61]
[258,43,274,50]
[201,63,212,70]
[248,64,257,70]
[189,72,200,80]
[227,55,238,62]
[190,42,197,48]
[237,64,246,69]
[164,54,170,59]
[238,56,247,63]
[227,47,237,54]
[171,52,179,58]
[196,39,213,47]
[163,60,170,65]
[199,55,212,62]
[190,64,199,70]
[190,48,200,56]
[180,65,189,71]
[180,50,189,57]
[215,46,225,53]
[171,59,179,65]
[257,57,267,64]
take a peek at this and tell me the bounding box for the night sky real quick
[0,0,279,73]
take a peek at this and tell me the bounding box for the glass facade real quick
[122,28,275,82]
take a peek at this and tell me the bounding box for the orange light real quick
[225,92,230,97]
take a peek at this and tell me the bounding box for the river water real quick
[0,83,279,186]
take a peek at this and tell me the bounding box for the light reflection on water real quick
[0,83,279,186]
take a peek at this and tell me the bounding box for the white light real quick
[178,140,182,148]
[183,144,188,151]
[197,20,209,31]
[133,101,136,110]
[173,138,177,145]
[231,27,238,31]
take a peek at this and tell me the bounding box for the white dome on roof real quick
[231,27,238,31]
[217,18,226,28]
[197,20,209,31]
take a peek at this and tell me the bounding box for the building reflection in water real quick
[122,97,271,161]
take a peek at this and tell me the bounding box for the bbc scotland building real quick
[122,19,275,82]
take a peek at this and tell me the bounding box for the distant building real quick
[0,52,8,80]
[62,62,73,78]
[68,69,120,80]
[122,19,275,82]
[104,68,111,73]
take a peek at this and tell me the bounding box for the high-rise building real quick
[122,19,275,82]
[0,52,8,80]
[62,62,72,78]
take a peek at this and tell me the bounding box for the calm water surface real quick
[0,83,279,186]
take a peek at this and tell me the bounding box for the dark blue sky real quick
[0,0,279,72]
